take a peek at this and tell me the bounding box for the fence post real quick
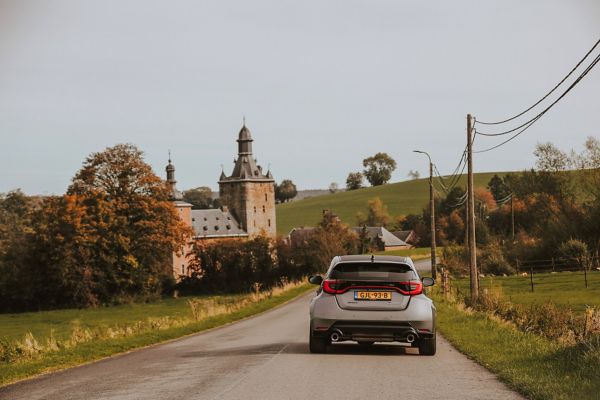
[516,258,520,274]
[551,257,555,272]
[530,266,534,293]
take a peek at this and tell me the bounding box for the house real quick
[166,122,276,278]
[287,225,410,252]
[391,230,418,247]
[352,226,410,252]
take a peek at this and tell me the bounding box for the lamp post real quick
[413,150,437,279]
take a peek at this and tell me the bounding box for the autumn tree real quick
[60,143,191,305]
[362,152,397,186]
[275,179,297,203]
[487,174,511,204]
[346,172,364,190]
[356,197,391,227]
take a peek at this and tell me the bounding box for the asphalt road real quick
[1,288,524,400]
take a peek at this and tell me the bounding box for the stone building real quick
[166,123,276,279]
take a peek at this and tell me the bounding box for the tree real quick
[407,170,421,180]
[62,144,191,306]
[356,197,391,227]
[487,174,511,204]
[328,182,339,194]
[534,142,569,173]
[183,187,215,209]
[362,152,397,186]
[275,179,297,203]
[346,172,363,190]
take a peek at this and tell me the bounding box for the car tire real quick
[418,334,436,356]
[309,333,328,353]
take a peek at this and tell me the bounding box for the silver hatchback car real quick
[308,255,436,355]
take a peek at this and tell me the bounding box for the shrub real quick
[559,239,589,269]
[479,245,515,275]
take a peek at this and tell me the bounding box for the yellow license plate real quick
[354,291,392,301]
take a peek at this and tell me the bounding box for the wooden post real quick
[552,257,555,272]
[530,266,534,293]
[467,114,478,302]
[429,160,437,280]
[510,194,515,241]
[516,258,520,274]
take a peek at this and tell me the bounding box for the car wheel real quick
[418,334,436,356]
[309,333,328,353]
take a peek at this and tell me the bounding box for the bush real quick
[441,245,469,276]
[479,245,515,275]
[559,239,589,269]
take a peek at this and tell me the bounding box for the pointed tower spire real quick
[165,152,182,200]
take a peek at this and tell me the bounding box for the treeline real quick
[178,211,359,294]
[0,144,189,312]
[400,137,600,275]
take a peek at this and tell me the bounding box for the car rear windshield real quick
[329,262,418,281]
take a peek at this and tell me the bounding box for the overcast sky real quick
[1,0,599,194]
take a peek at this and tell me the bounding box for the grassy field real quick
[0,283,313,387]
[0,293,251,342]
[435,298,599,400]
[276,172,506,234]
[452,271,600,312]
[374,247,440,261]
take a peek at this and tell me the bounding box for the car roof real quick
[336,255,413,264]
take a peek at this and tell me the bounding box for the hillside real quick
[275,172,507,234]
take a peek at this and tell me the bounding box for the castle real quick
[166,123,276,278]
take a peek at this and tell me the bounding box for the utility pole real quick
[413,150,437,279]
[467,114,478,302]
[510,194,515,242]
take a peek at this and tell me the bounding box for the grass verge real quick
[0,283,313,387]
[435,297,600,400]
[452,271,600,312]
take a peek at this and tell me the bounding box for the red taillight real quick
[399,281,423,295]
[322,279,347,294]
[323,279,423,295]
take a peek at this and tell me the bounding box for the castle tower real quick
[218,123,276,237]
[164,156,193,278]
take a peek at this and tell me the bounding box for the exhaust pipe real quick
[330,329,343,342]
[406,333,416,343]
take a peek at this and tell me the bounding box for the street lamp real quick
[413,150,437,280]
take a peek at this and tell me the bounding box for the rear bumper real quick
[310,293,436,343]
[312,320,434,344]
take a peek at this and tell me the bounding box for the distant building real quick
[287,225,409,252]
[391,230,418,247]
[166,123,276,279]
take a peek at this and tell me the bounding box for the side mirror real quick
[422,277,435,287]
[308,275,323,285]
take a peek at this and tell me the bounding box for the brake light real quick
[323,279,347,294]
[399,281,423,295]
[322,279,423,295]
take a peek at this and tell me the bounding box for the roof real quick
[191,209,248,238]
[391,230,416,243]
[352,226,408,247]
[220,124,274,183]
[288,227,316,242]
[172,200,192,207]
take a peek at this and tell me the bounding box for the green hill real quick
[275,172,507,234]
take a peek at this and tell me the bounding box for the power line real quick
[476,38,600,126]
[474,51,600,153]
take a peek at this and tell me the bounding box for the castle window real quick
[192,218,195,222]
[265,193,267,201]
[227,216,231,220]
[254,206,256,213]
[253,220,256,227]
[226,224,231,230]
[203,217,207,221]
[203,226,208,231]
[214,225,219,231]
[181,265,185,275]
[262,205,265,213]
[268,219,271,227]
